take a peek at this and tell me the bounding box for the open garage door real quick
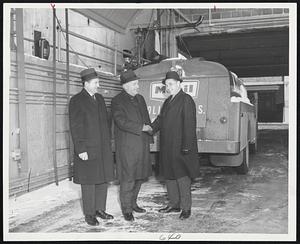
[177,27,289,77]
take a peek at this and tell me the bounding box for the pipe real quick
[57,26,61,61]
[61,28,117,52]
[60,28,151,64]
[15,8,29,173]
[65,8,72,181]
[52,7,59,186]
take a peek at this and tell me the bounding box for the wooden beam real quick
[229,65,288,77]
[15,8,29,174]
[193,46,288,59]
[184,35,289,51]
[215,57,288,67]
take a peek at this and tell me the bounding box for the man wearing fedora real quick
[111,70,153,221]
[69,68,114,226]
[151,71,200,220]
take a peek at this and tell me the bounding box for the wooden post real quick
[254,92,258,151]
[283,76,289,123]
[15,8,29,174]
[65,8,72,181]
[53,7,58,185]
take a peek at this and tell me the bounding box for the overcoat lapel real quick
[81,88,97,107]
[163,89,184,115]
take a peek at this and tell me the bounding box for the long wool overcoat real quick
[152,89,200,180]
[69,88,114,184]
[112,90,153,181]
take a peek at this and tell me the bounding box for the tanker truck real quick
[134,57,257,174]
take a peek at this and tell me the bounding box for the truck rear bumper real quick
[197,140,240,154]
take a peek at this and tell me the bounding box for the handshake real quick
[142,124,153,134]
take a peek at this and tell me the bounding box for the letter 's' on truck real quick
[135,58,257,174]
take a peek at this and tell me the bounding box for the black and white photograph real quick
[3,2,297,241]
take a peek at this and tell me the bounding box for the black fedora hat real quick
[120,70,139,85]
[80,68,99,82]
[162,71,183,84]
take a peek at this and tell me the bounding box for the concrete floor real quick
[9,130,288,234]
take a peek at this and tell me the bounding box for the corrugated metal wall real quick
[9,51,122,196]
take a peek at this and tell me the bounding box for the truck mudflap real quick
[198,140,240,154]
[209,144,249,174]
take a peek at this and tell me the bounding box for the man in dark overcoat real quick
[151,71,200,220]
[111,70,153,221]
[69,68,114,226]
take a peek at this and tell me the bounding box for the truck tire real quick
[249,119,258,154]
[235,144,249,174]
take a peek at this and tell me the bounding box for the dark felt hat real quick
[80,68,99,82]
[162,71,183,84]
[120,70,139,85]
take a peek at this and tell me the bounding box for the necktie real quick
[93,95,96,101]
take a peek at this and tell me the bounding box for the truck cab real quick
[135,57,257,174]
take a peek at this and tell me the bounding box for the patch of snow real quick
[9,180,81,227]
[8,176,167,230]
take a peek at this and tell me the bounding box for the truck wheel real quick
[235,144,249,174]
[249,119,258,154]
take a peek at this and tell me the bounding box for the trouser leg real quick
[95,183,108,211]
[131,180,143,207]
[120,180,135,213]
[177,176,192,211]
[81,184,95,216]
[165,179,180,208]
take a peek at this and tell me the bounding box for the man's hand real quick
[142,124,153,133]
[79,152,88,161]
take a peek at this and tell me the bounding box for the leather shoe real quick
[133,206,146,213]
[85,215,99,226]
[123,212,135,221]
[158,206,181,213]
[96,210,114,220]
[179,210,191,220]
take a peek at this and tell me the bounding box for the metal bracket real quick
[12,149,21,161]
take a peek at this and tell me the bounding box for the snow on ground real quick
[8,177,167,231]
[9,179,81,228]
[5,131,290,240]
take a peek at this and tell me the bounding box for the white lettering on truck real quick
[198,105,205,114]
[148,105,161,115]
